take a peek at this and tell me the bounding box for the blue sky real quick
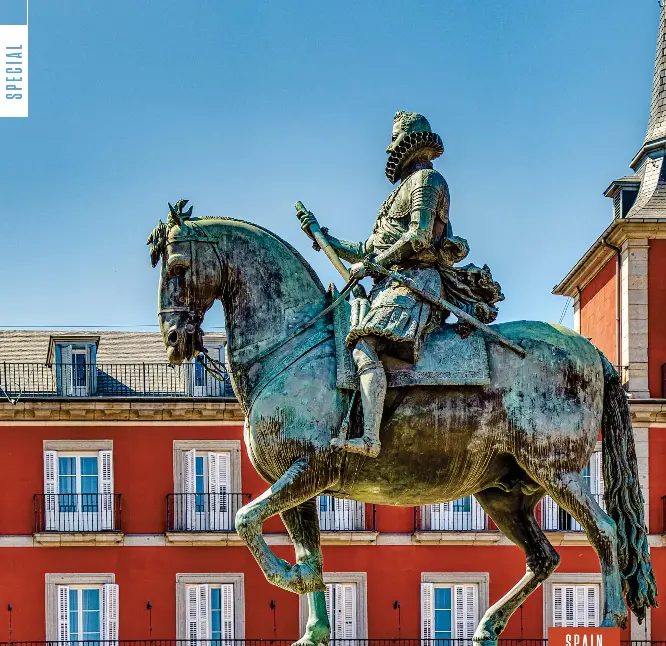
[0,0,660,332]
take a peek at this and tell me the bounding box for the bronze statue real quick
[298,111,502,458]
[149,143,656,645]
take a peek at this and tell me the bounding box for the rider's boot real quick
[344,359,386,458]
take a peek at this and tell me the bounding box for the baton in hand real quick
[295,201,351,281]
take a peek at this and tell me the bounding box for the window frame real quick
[543,573,602,635]
[298,572,367,638]
[421,572,489,640]
[175,573,244,639]
[45,573,115,642]
[173,440,241,496]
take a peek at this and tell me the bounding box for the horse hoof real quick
[292,622,330,646]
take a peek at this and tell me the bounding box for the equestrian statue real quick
[148,111,657,646]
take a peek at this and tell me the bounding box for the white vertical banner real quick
[0,3,28,118]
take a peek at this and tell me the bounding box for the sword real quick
[365,260,527,358]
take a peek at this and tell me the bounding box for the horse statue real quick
[148,201,657,646]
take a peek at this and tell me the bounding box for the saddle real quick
[330,286,490,390]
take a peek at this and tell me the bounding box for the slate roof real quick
[644,2,666,146]
[0,330,227,364]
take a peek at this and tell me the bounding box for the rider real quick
[300,111,458,458]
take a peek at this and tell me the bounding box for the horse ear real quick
[168,202,181,227]
[183,205,193,219]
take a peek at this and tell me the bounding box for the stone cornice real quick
[553,218,666,297]
[630,399,666,424]
[0,399,245,422]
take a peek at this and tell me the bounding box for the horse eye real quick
[172,266,186,277]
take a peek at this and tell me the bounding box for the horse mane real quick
[189,216,327,295]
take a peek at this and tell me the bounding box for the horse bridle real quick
[158,237,226,374]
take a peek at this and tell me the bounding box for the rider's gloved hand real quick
[349,262,368,280]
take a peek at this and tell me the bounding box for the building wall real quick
[649,240,666,397]
[0,419,648,640]
[580,258,617,365]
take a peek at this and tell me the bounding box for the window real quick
[422,583,478,642]
[325,583,357,639]
[421,573,489,643]
[172,441,242,533]
[46,575,117,644]
[176,574,244,640]
[56,343,97,396]
[317,496,365,531]
[299,573,367,638]
[552,585,599,627]
[422,497,487,531]
[189,346,225,397]
[543,574,601,633]
[43,445,115,532]
[543,449,603,531]
[187,584,234,643]
[181,450,232,531]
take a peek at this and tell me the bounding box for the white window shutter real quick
[590,452,604,508]
[586,586,599,627]
[575,586,586,626]
[341,584,356,637]
[86,344,97,395]
[430,501,454,530]
[471,496,486,530]
[102,583,119,644]
[421,582,434,640]
[99,450,114,530]
[324,584,332,634]
[183,449,196,530]
[60,345,73,396]
[221,583,235,639]
[198,584,209,640]
[208,452,231,530]
[57,585,70,643]
[553,585,564,627]
[334,584,345,638]
[542,496,559,531]
[454,585,478,639]
[187,585,199,645]
[44,450,59,531]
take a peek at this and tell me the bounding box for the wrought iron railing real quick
[414,499,491,532]
[166,493,251,532]
[34,493,122,533]
[0,639,555,646]
[0,362,234,399]
[541,493,604,532]
[317,497,376,532]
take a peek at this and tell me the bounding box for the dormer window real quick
[620,188,638,217]
[54,341,97,397]
[607,179,640,219]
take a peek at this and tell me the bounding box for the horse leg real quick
[235,457,331,595]
[544,471,628,628]
[473,487,560,646]
[281,501,330,646]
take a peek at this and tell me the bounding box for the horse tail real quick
[600,352,658,621]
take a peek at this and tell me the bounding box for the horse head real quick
[147,200,223,365]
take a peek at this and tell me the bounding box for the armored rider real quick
[300,111,500,458]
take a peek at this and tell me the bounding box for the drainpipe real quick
[601,238,622,377]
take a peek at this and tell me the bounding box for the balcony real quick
[0,362,235,399]
[166,492,250,544]
[34,493,122,545]
[541,493,604,533]
[317,496,376,542]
